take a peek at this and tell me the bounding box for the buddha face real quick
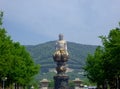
[59,34,64,40]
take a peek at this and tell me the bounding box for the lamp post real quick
[2,77,7,89]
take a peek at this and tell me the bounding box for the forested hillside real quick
[25,41,97,79]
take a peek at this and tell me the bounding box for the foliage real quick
[100,26,120,88]
[84,46,105,87]
[0,11,40,87]
[84,23,120,89]
[68,80,75,87]
[48,80,54,87]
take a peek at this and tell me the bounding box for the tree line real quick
[0,12,40,88]
[84,23,120,89]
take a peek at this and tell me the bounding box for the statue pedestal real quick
[54,75,69,89]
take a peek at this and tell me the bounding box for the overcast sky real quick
[0,0,120,45]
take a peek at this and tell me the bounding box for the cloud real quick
[0,0,120,45]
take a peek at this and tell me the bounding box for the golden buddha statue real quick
[54,34,69,56]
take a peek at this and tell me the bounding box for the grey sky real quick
[0,0,120,45]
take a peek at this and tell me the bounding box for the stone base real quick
[54,75,69,89]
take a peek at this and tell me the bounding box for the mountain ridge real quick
[25,41,97,73]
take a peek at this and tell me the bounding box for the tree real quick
[85,23,120,89]
[0,11,13,80]
[100,26,120,89]
[0,11,40,88]
[84,46,106,88]
[9,42,40,86]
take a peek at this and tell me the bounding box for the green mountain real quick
[25,41,97,79]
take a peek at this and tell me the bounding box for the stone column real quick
[40,79,49,89]
[73,78,82,89]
